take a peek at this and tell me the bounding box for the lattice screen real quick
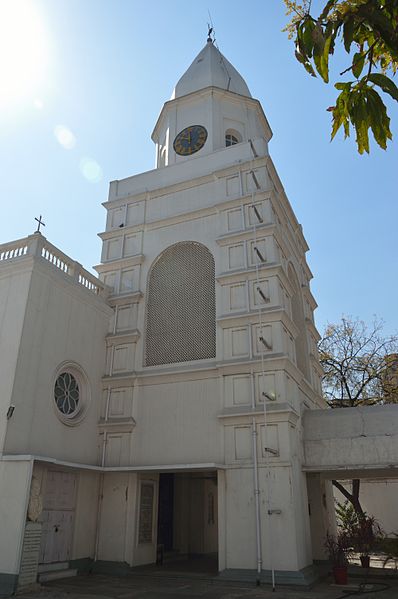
[145,242,216,366]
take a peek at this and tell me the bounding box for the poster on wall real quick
[138,483,154,544]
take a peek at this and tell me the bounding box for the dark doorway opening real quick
[157,473,174,552]
[154,471,218,574]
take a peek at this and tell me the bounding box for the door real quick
[39,471,76,564]
[157,473,174,551]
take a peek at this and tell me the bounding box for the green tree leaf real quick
[366,87,392,150]
[343,18,355,53]
[349,92,370,154]
[302,18,315,57]
[335,82,353,91]
[295,49,317,76]
[352,52,365,78]
[368,73,398,101]
[331,88,350,140]
[312,21,331,82]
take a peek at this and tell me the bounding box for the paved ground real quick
[13,571,398,599]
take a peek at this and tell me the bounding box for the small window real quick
[225,134,239,147]
[225,128,242,147]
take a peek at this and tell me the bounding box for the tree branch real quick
[339,40,377,77]
[333,479,364,517]
[332,480,353,502]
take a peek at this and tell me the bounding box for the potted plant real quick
[325,532,351,585]
[336,501,381,569]
[349,515,379,568]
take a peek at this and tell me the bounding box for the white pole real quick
[94,381,112,562]
[250,372,262,585]
[252,420,262,584]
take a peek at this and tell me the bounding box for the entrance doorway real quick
[157,473,174,552]
[156,471,218,573]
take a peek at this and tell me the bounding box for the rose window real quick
[54,372,80,415]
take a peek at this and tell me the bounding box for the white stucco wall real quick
[72,471,100,560]
[307,474,336,560]
[303,405,398,472]
[97,473,130,563]
[0,262,32,453]
[132,377,221,466]
[222,463,311,573]
[4,258,112,464]
[0,460,32,574]
[106,138,267,202]
[97,472,145,565]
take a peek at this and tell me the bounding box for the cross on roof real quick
[35,215,45,233]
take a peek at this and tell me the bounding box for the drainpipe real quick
[93,473,105,564]
[250,371,262,585]
[94,375,112,563]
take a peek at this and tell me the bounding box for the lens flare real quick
[80,157,103,183]
[54,125,76,150]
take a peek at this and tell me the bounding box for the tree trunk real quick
[332,479,365,518]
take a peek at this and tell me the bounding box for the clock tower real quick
[152,39,272,167]
[97,38,331,586]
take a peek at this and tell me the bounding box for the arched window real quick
[225,129,242,147]
[225,134,238,147]
[145,242,216,366]
[288,265,310,380]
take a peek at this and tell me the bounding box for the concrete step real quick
[163,551,188,562]
[38,562,69,573]
[38,568,77,582]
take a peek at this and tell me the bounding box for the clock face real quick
[173,125,207,156]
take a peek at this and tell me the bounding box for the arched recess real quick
[288,264,310,380]
[145,242,216,366]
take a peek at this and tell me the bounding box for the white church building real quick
[2,39,397,597]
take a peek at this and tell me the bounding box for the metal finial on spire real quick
[207,11,215,43]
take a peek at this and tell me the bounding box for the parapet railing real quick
[0,233,107,298]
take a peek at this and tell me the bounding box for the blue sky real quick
[1,0,397,336]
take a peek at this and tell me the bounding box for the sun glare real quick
[0,0,49,109]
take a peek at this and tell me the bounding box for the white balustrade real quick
[0,233,106,297]
[41,245,71,274]
[78,272,100,295]
[0,241,28,261]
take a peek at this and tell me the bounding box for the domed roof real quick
[171,41,251,99]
